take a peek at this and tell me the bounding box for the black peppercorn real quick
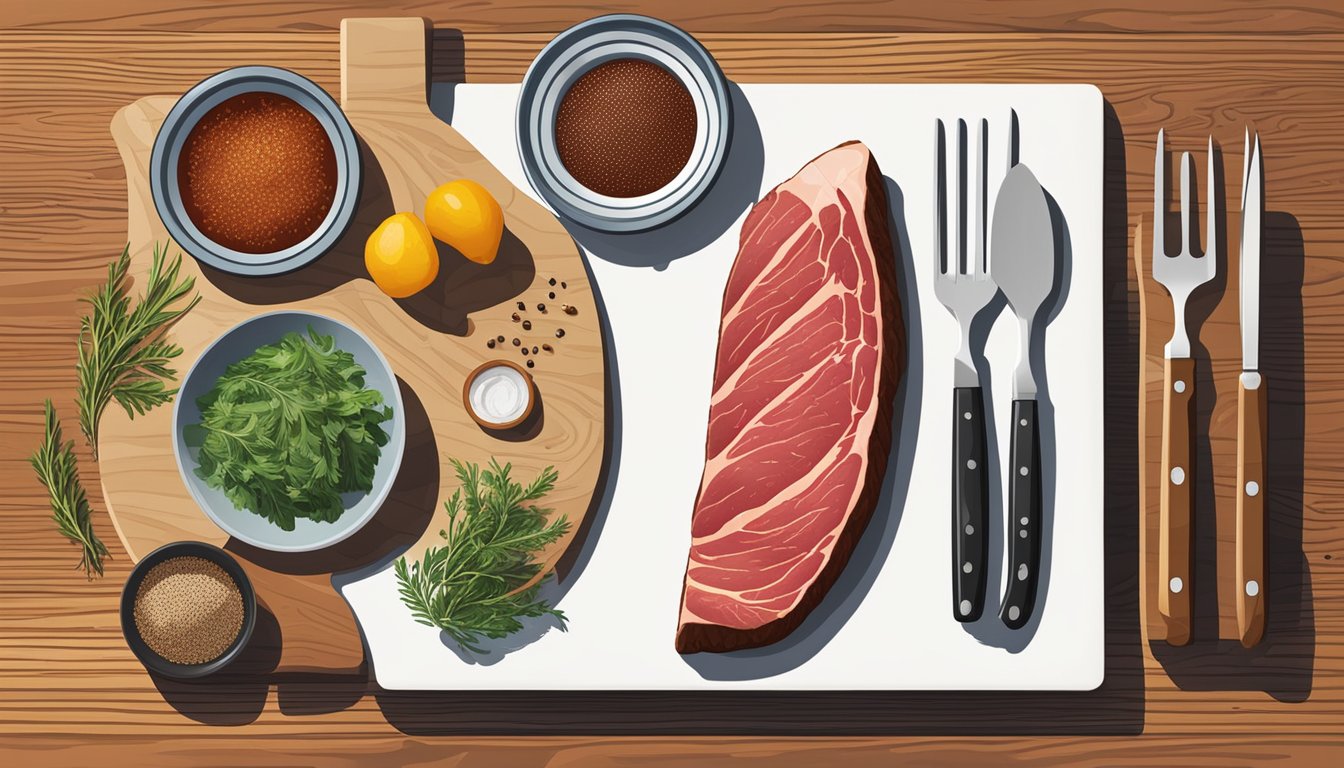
[522,320,532,330]
[487,339,496,348]
[542,343,554,353]
[561,281,567,289]
[496,335,505,343]
[537,303,546,312]
[511,312,520,322]
[516,301,526,311]
[522,347,529,356]
[548,278,556,286]
[563,304,578,315]
[531,346,539,354]
[512,338,521,347]
[526,359,535,368]
[548,291,556,300]
[555,328,565,338]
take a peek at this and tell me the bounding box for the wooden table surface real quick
[2,1,1341,765]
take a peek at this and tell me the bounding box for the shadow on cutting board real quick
[1149,210,1313,703]
[195,134,537,338]
[372,103,1144,736]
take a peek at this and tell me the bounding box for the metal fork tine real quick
[974,118,988,276]
[1180,150,1194,258]
[954,118,967,276]
[1154,129,1165,258]
[1205,136,1216,262]
[934,118,947,276]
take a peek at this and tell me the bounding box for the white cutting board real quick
[336,83,1106,690]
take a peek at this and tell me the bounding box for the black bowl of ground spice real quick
[151,66,361,276]
[517,14,731,232]
[120,541,257,678]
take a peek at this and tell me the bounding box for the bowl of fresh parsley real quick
[173,310,405,553]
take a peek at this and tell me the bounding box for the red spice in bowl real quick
[177,92,337,254]
[554,58,697,198]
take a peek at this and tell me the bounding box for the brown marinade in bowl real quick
[177,92,337,254]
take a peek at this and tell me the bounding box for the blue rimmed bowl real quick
[150,66,361,276]
[173,310,406,553]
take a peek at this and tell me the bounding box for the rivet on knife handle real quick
[1159,356,1195,645]
[952,387,988,622]
[1236,373,1267,647]
[1000,399,1041,629]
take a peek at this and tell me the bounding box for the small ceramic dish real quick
[120,541,257,679]
[173,310,406,553]
[516,14,731,232]
[463,359,536,430]
[150,65,361,276]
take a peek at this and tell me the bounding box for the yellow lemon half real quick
[424,179,504,265]
[365,212,439,298]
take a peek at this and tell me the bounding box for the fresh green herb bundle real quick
[77,244,199,457]
[190,328,393,531]
[32,401,108,577]
[395,459,570,653]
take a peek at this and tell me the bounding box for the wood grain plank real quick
[5,0,1344,34]
[0,22,1342,763]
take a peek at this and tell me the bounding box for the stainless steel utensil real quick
[150,66,362,276]
[934,117,997,622]
[989,161,1056,629]
[1151,130,1217,645]
[1236,130,1266,648]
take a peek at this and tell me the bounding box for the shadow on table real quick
[1149,208,1313,703]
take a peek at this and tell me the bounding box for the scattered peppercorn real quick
[561,281,567,289]
[555,328,566,338]
[487,339,496,348]
[537,303,546,312]
[548,278,557,286]
[542,343,554,353]
[522,347,529,356]
[522,320,532,330]
[496,335,505,343]
[526,359,535,368]
[563,304,578,315]
[512,338,521,347]
[511,312,521,322]
[531,346,539,354]
[548,291,556,300]
[516,301,526,311]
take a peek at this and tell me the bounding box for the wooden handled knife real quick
[1236,130,1266,648]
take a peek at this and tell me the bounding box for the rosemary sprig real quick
[395,459,570,654]
[77,244,200,458]
[31,401,107,578]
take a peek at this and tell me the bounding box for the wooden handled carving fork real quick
[1151,130,1217,646]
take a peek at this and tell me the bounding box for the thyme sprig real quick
[395,459,570,653]
[77,244,199,457]
[31,401,107,577]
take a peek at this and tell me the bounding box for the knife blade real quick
[1236,131,1266,647]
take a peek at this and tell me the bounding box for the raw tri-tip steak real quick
[675,141,903,654]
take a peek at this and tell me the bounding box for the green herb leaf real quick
[31,401,108,577]
[76,244,200,457]
[191,327,393,529]
[395,459,570,654]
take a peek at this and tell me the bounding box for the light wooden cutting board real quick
[100,17,606,674]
